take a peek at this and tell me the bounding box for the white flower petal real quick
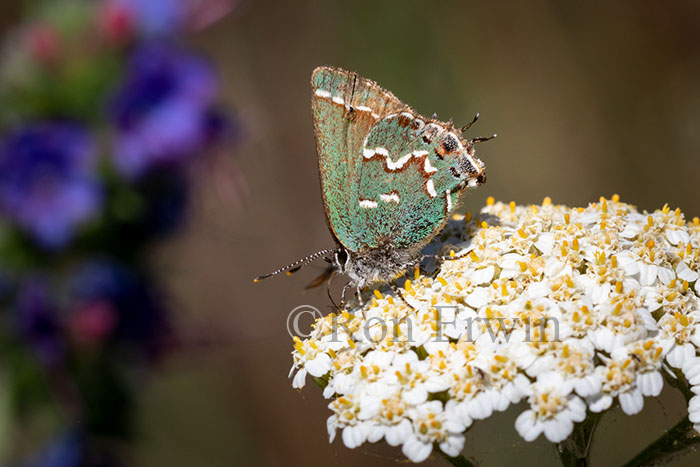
[689,408,700,424]
[535,233,555,254]
[385,419,413,447]
[466,288,490,308]
[618,389,644,415]
[657,267,675,285]
[638,263,658,286]
[342,424,367,449]
[689,395,700,412]
[637,371,663,397]
[544,257,566,278]
[587,394,613,413]
[666,229,690,246]
[677,261,699,283]
[616,252,640,275]
[542,417,574,443]
[515,410,541,442]
[306,353,332,377]
[620,224,641,239]
[667,343,696,369]
[404,386,428,405]
[468,392,494,420]
[439,434,465,457]
[292,368,308,389]
[567,396,588,422]
[684,358,700,381]
[574,374,602,397]
[366,423,386,443]
[327,416,338,443]
[402,436,433,463]
[472,265,495,284]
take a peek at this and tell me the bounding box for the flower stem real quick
[622,416,700,467]
[557,412,602,467]
[438,449,476,467]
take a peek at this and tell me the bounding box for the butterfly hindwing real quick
[356,113,465,251]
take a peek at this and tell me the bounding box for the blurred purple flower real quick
[70,260,169,357]
[102,0,186,36]
[0,123,101,249]
[109,44,221,178]
[15,277,64,366]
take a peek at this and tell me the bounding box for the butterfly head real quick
[435,129,487,190]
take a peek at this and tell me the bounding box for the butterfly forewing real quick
[311,67,406,252]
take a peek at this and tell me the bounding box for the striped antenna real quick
[472,134,497,144]
[253,248,337,282]
[460,113,480,133]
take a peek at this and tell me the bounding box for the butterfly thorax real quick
[332,245,421,290]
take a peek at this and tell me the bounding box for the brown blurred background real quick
[9,0,698,465]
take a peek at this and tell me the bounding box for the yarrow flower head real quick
[290,195,700,463]
[0,122,100,249]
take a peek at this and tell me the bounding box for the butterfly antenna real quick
[253,248,337,282]
[460,113,480,133]
[472,133,497,144]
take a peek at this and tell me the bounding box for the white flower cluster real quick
[289,196,700,463]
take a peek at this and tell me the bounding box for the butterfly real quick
[255,66,490,306]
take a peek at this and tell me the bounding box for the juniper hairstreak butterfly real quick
[255,66,492,305]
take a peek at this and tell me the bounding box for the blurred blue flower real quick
[25,430,82,467]
[70,260,169,357]
[15,277,64,366]
[109,44,220,178]
[104,0,186,36]
[0,123,101,249]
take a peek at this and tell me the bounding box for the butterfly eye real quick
[334,249,350,270]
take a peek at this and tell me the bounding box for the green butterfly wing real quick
[311,66,477,254]
[357,115,465,251]
[311,66,405,252]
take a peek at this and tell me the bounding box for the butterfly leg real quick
[340,281,353,310]
[356,286,364,306]
[420,251,469,263]
[389,282,417,310]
